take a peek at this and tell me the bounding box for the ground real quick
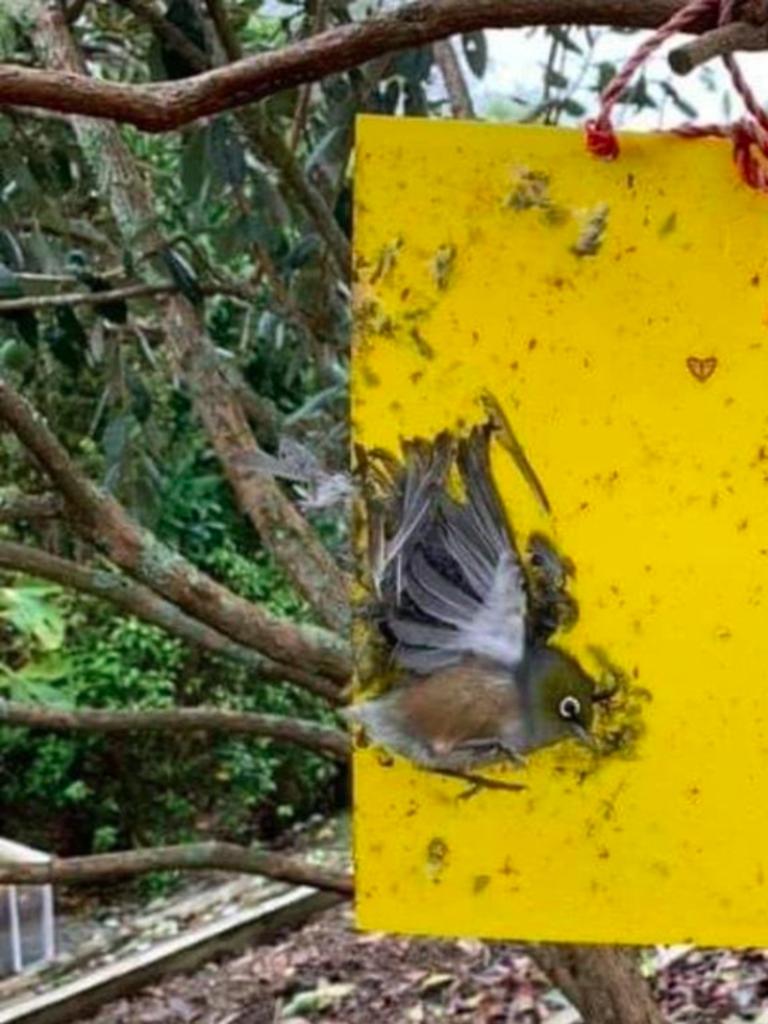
[89,903,768,1024]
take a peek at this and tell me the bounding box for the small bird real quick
[347,418,601,773]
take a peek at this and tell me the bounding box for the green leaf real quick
[0,584,66,651]
[461,31,488,78]
[76,272,128,325]
[306,126,347,173]
[161,247,204,307]
[281,983,355,1018]
[545,68,569,90]
[394,46,433,84]
[595,62,617,93]
[621,76,657,110]
[126,369,153,423]
[404,80,427,117]
[0,266,38,349]
[102,412,133,473]
[0,230,24,271]
[381,79,400,114]
[0,653,72,706]
[660,81,697,120]
[286,234,321,270]
[44,308,87,373]
[546,26,583,54]
[9,310,38,349]
[180,126,211,203]
[0,262,21,299]
[0,337,33,373]
[561,98,587,117]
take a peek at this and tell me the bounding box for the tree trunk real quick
[533,945,665,1024]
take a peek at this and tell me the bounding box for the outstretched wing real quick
[367,423,528,674]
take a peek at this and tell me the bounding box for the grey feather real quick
[368,424,528,673]
[393,644,461,673]
[371,435,452,596]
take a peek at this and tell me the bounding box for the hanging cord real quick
[585,0,768,190]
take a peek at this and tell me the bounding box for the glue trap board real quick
[351,116,768,947]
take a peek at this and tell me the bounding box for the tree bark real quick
[0,701,349,760]
[434,39,475,119]
[0,492,62,523]
[533,945,665,1024]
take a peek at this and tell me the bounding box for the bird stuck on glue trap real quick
[348,398,641,792]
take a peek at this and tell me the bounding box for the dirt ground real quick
[89,903,768,1024]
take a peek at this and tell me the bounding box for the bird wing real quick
[370,423,528,673]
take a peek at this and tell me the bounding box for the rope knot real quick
[583,0,768,194]
[731,120,768,189]
[585,118,620,160]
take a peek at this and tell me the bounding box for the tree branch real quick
[532,945,664,1024]
[203,0,242,64]
[0,540,341,702]
[0,700,349,760]
[669,19,768,73]
[116,0,209,72]
[0,281,172,313]
[0,2,720,132]
[0,279,267,313]
[0,492,62,523]
[0,379,351,682]
[290,0,329,151]
[0,841,353,895]
[434,39,474,118]
[0,1,720,131]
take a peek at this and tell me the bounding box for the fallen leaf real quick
[281,982,355,1017]
[419,972,454,993]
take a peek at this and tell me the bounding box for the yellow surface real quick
[351,116,768,946]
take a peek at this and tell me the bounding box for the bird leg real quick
[430,768,528,800]
[427,740,528,799]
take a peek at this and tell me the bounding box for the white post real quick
[41,885,55,961]
[7,886,22,973]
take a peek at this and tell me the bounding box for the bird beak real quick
[592,683,619,704]
[570,724,599,752]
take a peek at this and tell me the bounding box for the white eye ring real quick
[559,695,581,720]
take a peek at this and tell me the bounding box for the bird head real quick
[524,646,598,751]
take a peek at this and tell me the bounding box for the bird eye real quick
[559,695,581,720]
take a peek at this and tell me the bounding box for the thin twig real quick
[290,0,329,150]
[0,280,260,314]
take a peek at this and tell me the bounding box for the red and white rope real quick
[584,0,768,190]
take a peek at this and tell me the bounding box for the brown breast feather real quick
[395,659,519,756]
